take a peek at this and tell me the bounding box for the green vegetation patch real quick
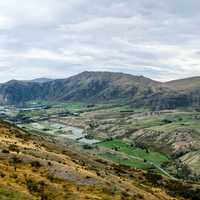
[98,139,169,166]
[0,187,30,200]
[149,112,200,133]
[63,102,85,110]
[98,152,151,169]
[26,100,85,110]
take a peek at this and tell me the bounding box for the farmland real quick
[98,139,169,166]
[0,100,200,200]
[0,102,200,181]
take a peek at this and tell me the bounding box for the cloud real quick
[0,0,200,82]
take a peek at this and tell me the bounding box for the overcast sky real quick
[0,0,200,82]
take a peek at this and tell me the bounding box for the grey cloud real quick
[0,0,200,82]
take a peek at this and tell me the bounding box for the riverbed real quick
[20,121,99,145]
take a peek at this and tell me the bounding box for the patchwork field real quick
[98,139,169,167]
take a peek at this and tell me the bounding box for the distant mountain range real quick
[0,71,199,109]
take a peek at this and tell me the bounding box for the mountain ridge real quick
[0,71,199,109]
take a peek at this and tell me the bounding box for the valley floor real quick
[0,102,200,199]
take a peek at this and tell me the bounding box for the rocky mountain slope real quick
[0,71,200,109]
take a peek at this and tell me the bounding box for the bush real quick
[2,149,9,154]
[11,156,22,165]
[26,179,40,193]
[26,179,46,193]
[83,144,93,150]
[145,170,162,185]
[31,160,42,168]
[9,144,19,153]
[0,171,5,178]
[161,119,173,124]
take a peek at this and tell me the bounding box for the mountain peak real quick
[30,78,53,83]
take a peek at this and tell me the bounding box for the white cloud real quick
[0,15,14,29]
[1,0,200,82]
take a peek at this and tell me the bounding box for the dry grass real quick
[0,121,192,200]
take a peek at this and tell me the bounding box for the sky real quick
[0,0,200,82]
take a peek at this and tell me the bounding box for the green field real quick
[98,152,151,169]
[0,188,30,200]
[62,102,85,110]
[98,139,169,167]
[26,100,84,109]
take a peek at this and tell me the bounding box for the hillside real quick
[166,77,200,91]
[0,71,200,109]
[0,71,163,105]
[0,121,199,200]
[43,71,163,103]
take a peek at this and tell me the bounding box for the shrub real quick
[0,171,5,178]
[2,149,9,153]
[9,144,19,153]
[161,119,173,124]
[26,179,40,193]
[83,144,93,150]
[26,179,46,193]
[145,170,162,185]
[11,156,22,165]
[31,160,42,168]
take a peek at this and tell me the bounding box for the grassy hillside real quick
[0,121,199,200]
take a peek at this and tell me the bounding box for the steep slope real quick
[0,80,44,105]
[0,71,163,105]
[44,71,163,103]
[165,77,200,108]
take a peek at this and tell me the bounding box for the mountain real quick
[0,71,161,105]
[0,80,45,105]
[0,71,199,109]
[42,71,165,104]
